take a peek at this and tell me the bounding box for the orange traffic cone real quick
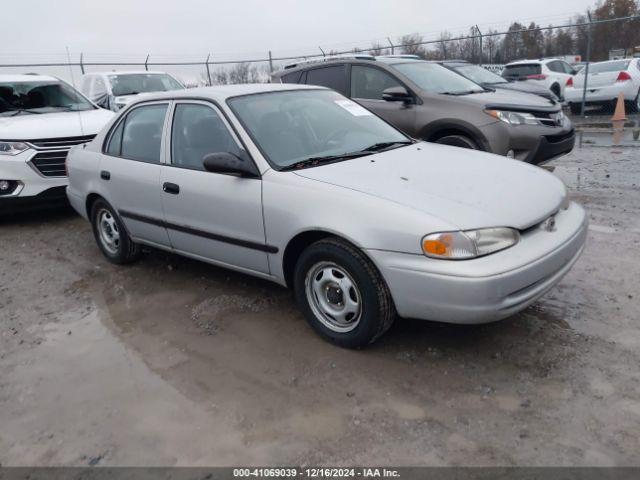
[612,92,626,145]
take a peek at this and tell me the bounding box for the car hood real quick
[0,108,114,140]
[294,143,566,231]
[489,82,557,102]
[447,88,559,112]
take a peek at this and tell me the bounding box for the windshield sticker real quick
[334,99,372,116]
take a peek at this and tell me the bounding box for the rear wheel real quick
[551,83,562,99]
[434,135,479,150]
[293,238,396,348]
[625,90,640,113]
[90,198,140,264]
[569,103,582,115]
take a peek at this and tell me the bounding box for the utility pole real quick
[476,25,483,64]
[387,37,394,55]
[580,12,592,117]
[205,54,212,86]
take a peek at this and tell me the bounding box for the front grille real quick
[28,135,96,149]
[27,135,95,177]
[31,151,69,177]
[536,112,564,127]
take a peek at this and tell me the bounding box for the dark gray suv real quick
[272,55,575,165]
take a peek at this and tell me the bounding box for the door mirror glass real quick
[382,86,412,103]
[202,152,259,177]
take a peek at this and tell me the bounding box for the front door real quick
[159,101,269,274]
[349,64,417,136]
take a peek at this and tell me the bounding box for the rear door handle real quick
[163,182,180,195]
[100,170,110,180]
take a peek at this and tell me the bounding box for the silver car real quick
[66,83,587,348]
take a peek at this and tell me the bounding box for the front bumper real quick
[0,185,69,215]
[368,202,587,324]
[483,121,575,166]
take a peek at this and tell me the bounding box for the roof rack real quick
[284,53,376,70]
[375,54,421,59]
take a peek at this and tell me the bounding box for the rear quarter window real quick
[280,71,304,84]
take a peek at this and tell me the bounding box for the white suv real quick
[502,59,578,101]
[80,71,184,111]
[0,74,113,214]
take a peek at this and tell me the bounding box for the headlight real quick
[0,141,29,155]
[485,109,540,126]
[422,227,520,260]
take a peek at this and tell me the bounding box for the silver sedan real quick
[67,83,587,348]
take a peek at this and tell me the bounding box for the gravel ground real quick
[0,146,639,467]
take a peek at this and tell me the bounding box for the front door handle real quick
[163,182,180,195]
[100,170,110,180]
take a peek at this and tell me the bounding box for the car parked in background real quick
[0,74,113,214]
[66,83,587,348]
[565,58,640,113]
[438,60,559,102]
[502,58,578,101]
[273,55,574,164]
[80,71,184,111]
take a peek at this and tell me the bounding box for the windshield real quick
[453,65,508,84]
[108,74,183,96]
[0,81,94,116]
[580,60,631,75]
[391,62,485,94]
[228,89,410,169]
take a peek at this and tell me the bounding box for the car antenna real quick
[65,46,86,141]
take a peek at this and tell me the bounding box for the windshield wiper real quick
[7,108,45,117]
[361,140,413,152]
[441,90,485,96]
[281,151,374,171]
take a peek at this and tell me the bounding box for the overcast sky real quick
[4,0,597,62]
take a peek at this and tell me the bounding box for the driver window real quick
[351,66,402,100]
[171,103,241,171]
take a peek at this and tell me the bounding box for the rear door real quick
[304,65,348,95]
[348,64,417,136]
[159,100,269,274]
[100,101,171,247]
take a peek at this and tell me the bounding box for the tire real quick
[90,198,140,264]
[293,238,396,348]
[626,91,640,113]
[551,83,562,99]
[434,135,479,150]
[569,103,582,115]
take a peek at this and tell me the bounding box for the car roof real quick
[85,70,172,76]
[0,74,60,82]
[505,59,546,66]
[128,82,325,103]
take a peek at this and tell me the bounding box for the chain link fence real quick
[1,14,639,123]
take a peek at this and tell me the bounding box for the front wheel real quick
[434,135,478,150]
[625,90,640,113]
[569,103,582,115]
[293,238,396,348]
[90,198,140,264]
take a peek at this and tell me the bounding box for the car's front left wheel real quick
[293,238,396,348]
[90,198,140,264]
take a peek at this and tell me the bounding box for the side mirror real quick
[382,86,412,103]
[202,151,259,178]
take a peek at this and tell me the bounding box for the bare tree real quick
[398,33,428,58]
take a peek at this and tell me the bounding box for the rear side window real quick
[502,64,542,79]
[280,71,303,84]
[306,65,347,95]
[351,65,402,100]
[586,60,631,74]
[111,104,168,163]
